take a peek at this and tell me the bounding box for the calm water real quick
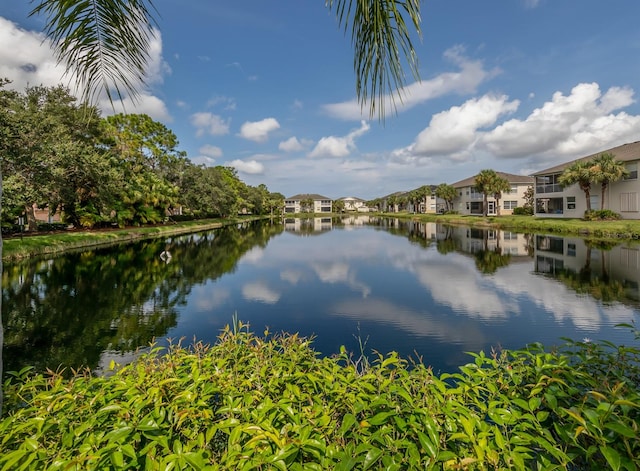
[2,216,639,376]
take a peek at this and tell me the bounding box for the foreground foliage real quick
[1,323,639,470]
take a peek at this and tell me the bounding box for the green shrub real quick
[512,206,533,216]
[1,322,639,470]
[584,209,622,221]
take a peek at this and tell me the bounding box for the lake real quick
[2,216,639,376]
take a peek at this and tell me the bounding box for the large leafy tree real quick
[590,152,629,210]
[558,160,597,212]
[30,0,422,119]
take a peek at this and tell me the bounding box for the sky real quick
[2,0,640,200]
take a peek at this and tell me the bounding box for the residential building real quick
[532,141,640,219]
[451,172,534,216]
[338,196,371,212]
[284,193,333,214]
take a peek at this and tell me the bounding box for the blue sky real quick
[2,0,640,200]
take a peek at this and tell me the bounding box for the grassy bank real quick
[1,216,265,263]
[1,322,638,470]
[383,212,640,240]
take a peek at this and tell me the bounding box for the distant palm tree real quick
[558,160,597,212]
[590,153,629,210]
[435,183,457,212]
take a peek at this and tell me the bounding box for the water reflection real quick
[2,217,638,378]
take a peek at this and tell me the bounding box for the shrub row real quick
[1,323,639,470]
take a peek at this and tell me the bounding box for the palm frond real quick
[326,0,422,120]
[30,0,158,106]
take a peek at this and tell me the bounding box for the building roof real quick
[451,172,534,188]
[532,141,640,176]
[286,193,332,201]
[338,196,366,202]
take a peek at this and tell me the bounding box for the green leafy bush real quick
[1,322,638,470]
[512,206,533,216]
[584,209,622,221]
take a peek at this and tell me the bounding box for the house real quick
[532,141,640,219]
[451,172,534,215]
[338,196,371,212]
[284,194,333,214]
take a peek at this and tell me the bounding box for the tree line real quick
[0,81,284,231]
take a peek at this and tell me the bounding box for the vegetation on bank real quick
[1,320,639,470]
[1,216,264,262]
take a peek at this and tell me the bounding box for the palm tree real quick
[474,169,498,217]
[30,0,422,119]
[492,174,511,217]
[558,160,597,212]
[435,183,457,212]
[590,153,629,210]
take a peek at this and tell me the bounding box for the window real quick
[620,192,638,212]
[590,195,600,211]
[624,162,638,180]
[536,174,562,193]
[503,200,518,210]
[567,243,576,256]
[566,196,576,210]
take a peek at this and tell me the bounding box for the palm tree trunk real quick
[1,170,4,416]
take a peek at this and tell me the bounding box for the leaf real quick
[368,411,395,426]
[600,446,621,471]
[362,447,383,470]
[416,431,437,459]
[604,422,638,438]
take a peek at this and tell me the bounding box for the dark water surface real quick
[3,216,639,375]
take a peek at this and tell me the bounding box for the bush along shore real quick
[1,321,639,470]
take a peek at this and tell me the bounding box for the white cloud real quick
[412,94,519,157]
[239,117,280,142]
[322,46,499,120]
[481,82,640,160]
[191,112,231,137]
[309,121,370,158]
[0,18,171,121]
[229,159,265,174]
[279,137,304,152]
[199,144,223,158]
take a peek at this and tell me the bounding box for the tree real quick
[333,199,346,214]
[435,183,457,212]
[301,198,314,213]
[558,160,597,212]
[590,152,629,210]
[523,185,534,212]
[31,0,421,119]
[474,169,499,217]
[491,174,511,217]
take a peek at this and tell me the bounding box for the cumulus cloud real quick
[322,46,499,120]
[0,17,171,121]
[199,144,223,158]
[229,159,265,174]
[239,118,280,142]
[412,94,520,157]
[309,121,370,158]
[191,112,231,137]
[481,82,640,159]
[279,137,304,152]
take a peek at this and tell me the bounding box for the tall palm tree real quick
[31,0,422,119]
[558,160,597,212]
[492,174,511,217]
[590,152,629,210]
[474,169,498,217]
